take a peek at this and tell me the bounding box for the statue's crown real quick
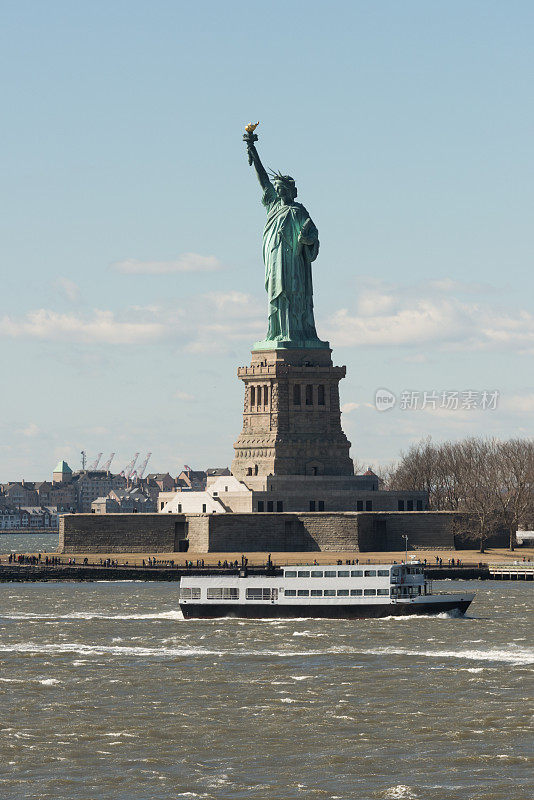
[269,170,295,186]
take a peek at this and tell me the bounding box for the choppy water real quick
[0,532,59,553]
[0,579,532,800]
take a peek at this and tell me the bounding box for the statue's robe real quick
[261,182,320,344]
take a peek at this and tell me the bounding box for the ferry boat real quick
[179,562,475,619]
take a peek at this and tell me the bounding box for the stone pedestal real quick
[231,348,353,480]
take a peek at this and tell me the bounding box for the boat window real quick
[285,589,296,597]
[364,588,377,596]
[246,588,271,600]
[297,571,310,578]
[310,589,322,597]
[377,588,389,595]
[324,570,336,577]
[297,589,309,597]
[311,570,323,577]
[207,588,239,599]
[337,570,349,577]
[191,588,200,599]
[285,571,297,577]
[377,570,389,577]
[364,570,377,577]
[337,589,349,596]
[180,587,191,599]
[324,589,336,597]
[350,589,363,596]
[351,570,363,577]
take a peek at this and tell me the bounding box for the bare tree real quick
[389,435,534,551]
[492,439,534,550]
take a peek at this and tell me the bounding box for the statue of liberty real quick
[244,123,329,350]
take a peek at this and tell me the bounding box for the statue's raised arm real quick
[243,123,271,192]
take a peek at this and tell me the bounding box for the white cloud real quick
[502,393,534,413]
[111,253,222,274]
[20,422,39,438]
[173,390,195,402]
[0,290,264,353]
[325,280,534,354]
[208,291,252,312]
[183,292,264,353]
[56,277,80,302]
[3,279,532,360]
[341,402,374,414]
[0,309,165,345]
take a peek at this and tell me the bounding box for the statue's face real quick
[274,181,295,203]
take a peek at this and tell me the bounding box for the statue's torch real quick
[244,122,260,165]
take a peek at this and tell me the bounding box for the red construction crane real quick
[120,453,139,479]
[133,452,152,481]
[88,452,103,470]
[102,452,115,472]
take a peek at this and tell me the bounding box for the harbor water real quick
[0,570,532,800]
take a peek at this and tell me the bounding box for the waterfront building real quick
[0,505,59,530]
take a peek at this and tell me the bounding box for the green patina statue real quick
[244,123,329,351]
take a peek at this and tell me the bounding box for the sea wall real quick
[59,514,197,553]
[60,510,459,554]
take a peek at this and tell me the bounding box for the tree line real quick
[379,437,534,551]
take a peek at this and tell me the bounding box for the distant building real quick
[91,487,156,514]
[206,467,231,476]
[35,481,53,505]
[158,491,227,515]
[53,460,73,484]
[1,481,39,507]
[353,467,380,492]
[72,471,126,512]
[177,468,207,491]
[0,506,59,530]
[145,473,176,492]
[158,472,427,516]
[159,475,253,513]
[48,483,77,512]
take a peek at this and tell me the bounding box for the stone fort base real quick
[59,511,464,555]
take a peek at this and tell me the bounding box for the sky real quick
[1,0,533,481]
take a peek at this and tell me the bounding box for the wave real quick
[359,645,533,666]
[0,610,183,621]
[382,787,419,799]
[0,677,60,685]
[0,641,531,664]
[0,642,323,658]
[375,611,466,622]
